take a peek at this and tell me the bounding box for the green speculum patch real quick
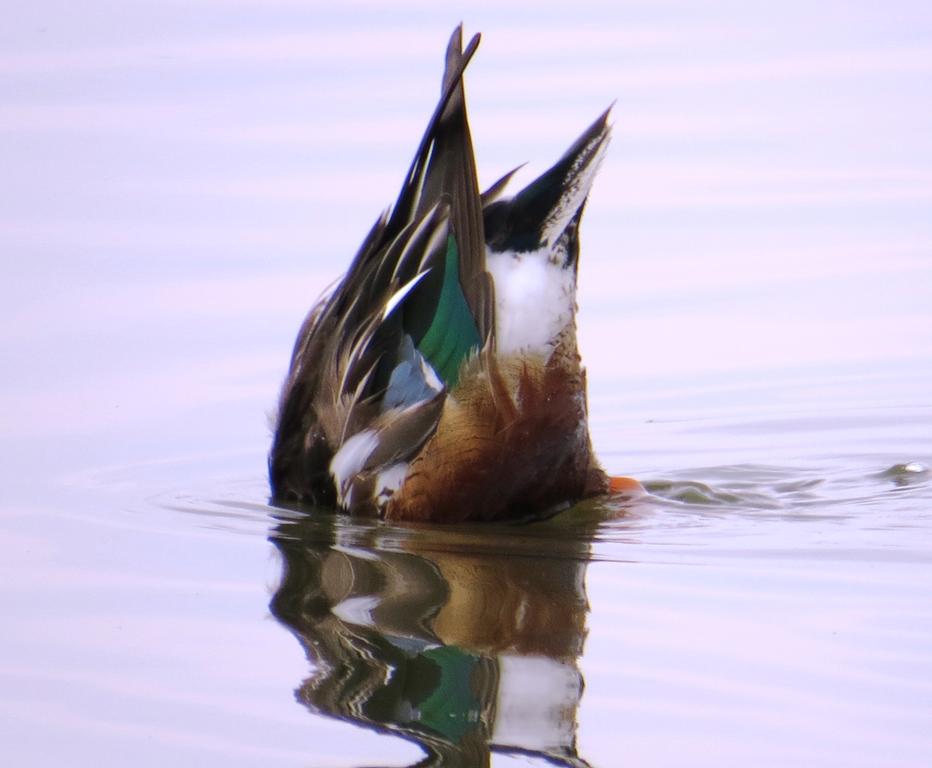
[416,235,481,388]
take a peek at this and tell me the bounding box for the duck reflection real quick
[269,512,598,767]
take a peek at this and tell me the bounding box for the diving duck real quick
[270,27,629,522]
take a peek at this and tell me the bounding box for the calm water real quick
[3,2,932,766]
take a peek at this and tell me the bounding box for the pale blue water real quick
[3,2,932,766]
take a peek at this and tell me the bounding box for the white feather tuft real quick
[330,429,378,505]
[487,248,576,356]
[376,462,409,501]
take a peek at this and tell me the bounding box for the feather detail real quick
[332,393,445,513]
[415,235,482,387]
[484,108,611,257]
[479,164,524,207]
[385,333,607,523]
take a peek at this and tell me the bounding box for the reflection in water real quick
[269,512,597,767]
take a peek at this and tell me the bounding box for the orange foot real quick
[609,475,646,495]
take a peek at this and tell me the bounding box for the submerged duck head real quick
[270,27,617,522]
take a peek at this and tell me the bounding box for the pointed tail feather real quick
[484,108,612,255]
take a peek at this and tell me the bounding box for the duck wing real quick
[270,26,491,511]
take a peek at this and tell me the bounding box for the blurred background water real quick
[2,1,932,766]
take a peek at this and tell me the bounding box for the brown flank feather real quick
[385,331,608,523]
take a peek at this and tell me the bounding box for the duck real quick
[269,26,638,522]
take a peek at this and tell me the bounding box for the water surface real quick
[3,2,932,766]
